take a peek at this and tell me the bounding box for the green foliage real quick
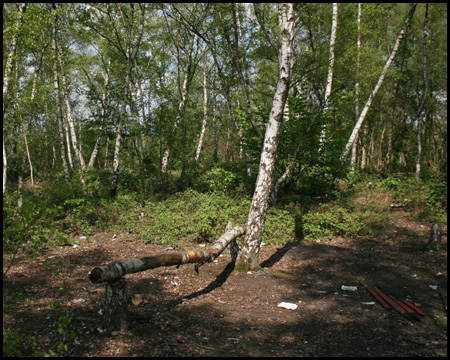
[2,324,23,357]
[199,167,241,194]
[374,175,447,223]
[3,193,69,277]
[302,203,367,241]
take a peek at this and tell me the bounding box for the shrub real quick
[302,204,367,241]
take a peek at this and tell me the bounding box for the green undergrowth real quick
[114,189,296,248]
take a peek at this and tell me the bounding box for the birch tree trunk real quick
[195,50,208,163]
[236,3,295,270]
[351,3,362,171]
[3,134,6,195]
[161,29,195,173]
[340,3,417,164]
[415,3,429,179]
[111,4,145,187]
[3,3,27,194]
[88,58,111,168]
[217,4,264,145]
[56,33,86,185]
[315,3,339,177]
[51,6,70,179]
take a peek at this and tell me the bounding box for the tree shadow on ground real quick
[260,215,303,268]
[167,261,236,307]
[260,239,300,268]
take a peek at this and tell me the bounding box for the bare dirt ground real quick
[3,210,447,357]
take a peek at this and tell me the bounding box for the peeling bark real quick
[90,224,246,283]
[236,3,295,270]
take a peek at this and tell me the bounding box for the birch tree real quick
[315,3,338,177]
[236,3,295,270]
[217,3,264,146]
[415,3,429,179]
[351,3,362,171]
[110,4,145,188]
[54,8,86,185]
[161,28,195,173]
[51,4,70,179]
[340,3,417,164]
[3,3,27,194]
[195,49,209,163]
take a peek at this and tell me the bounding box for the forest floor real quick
[3,208,447,357]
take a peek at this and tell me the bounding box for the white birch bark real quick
[340,3,417,164]
[351,3,362,171]
[415,3,429,179]
[3,134,6,195]
[236,3,295,270]
[51,8,70,179]
[161,30,195,173]
[88,58,111,168]
[56,37,87,177]
[195,50,208,163]
[218,4,264,145]
[315,3,338,178]
[3,3,26,194]
[112,4,145,187]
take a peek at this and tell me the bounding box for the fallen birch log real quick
[90,222,246,332]
[89,222,246,284]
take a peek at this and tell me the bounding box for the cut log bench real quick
[89,222,246,332]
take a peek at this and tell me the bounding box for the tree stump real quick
[427,223,442,251]
[103,278,127,332]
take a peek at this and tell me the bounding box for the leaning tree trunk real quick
[90,223,246,283]
[195,49,209,163]
[236,3,295,270]
[340,3,417,164]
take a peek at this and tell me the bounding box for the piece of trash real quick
[436,272,443,276]
[429,285,438,290]
[278,302,298,310]
[341,285,358,291]
[361,302,376,306]
[159,247,174,252]
[171,281,179,286]
[74,339,81,345]
[411,274,418,277]
[181,298,189,302]
[79,236,87,240]
[72,298,85,303]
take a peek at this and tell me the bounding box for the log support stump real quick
[103,278,127,332]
